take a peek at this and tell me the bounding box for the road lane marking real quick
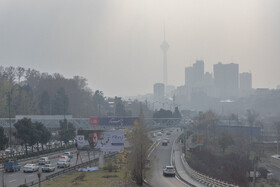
[148,141,161,158]
[8,179,16,183]
[28,174,34,177]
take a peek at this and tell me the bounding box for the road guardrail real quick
[180,152,239,187]
[22,152,118,187]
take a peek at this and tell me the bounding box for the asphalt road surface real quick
[148,128,190,187]
[1,150,98,187]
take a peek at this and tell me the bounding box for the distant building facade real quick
[153,83,165,102]
[185,60,204,87]
[240,72,252,90]
[239,72,252,97]
[214,62,239,98]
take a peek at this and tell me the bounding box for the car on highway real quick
[166,131,171,135]
[4,159,21,172]
[163,138,170,143]
[59,155,70,161]
[5,147,16,155]
[163,166,176,177]
[57,160,70,168]
[39,157,50,165]
[23,164,39,173]
[157,132,163,136]
[63,152,73,158]
[42,164,55,172]
[162,140,168,146]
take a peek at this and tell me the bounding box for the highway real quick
[1,128,190,187]
[148,128,190,187]
[1,150,97,187]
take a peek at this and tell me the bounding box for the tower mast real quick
[160,27,169,89]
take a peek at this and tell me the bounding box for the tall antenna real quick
[161,25,169,89]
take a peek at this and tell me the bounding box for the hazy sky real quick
[1,0,279,97]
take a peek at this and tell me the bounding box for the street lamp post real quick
[8,92,12,158]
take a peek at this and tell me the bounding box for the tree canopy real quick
[14,118,51,153]
[58,119,76,144]
[0,126,8,150]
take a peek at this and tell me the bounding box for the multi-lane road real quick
[1,150,96,187]
[2,128,191,187]
[148,128,190,187]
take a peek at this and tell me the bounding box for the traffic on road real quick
[1,150,96,187]
[148,128,190,187]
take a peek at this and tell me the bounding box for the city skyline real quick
[0,0,279,97]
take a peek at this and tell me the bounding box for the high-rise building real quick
[185,67,193,86]
[185,60,204,87]
[214,62,239,98]
[240,72,252,90]
[153,83,165,101]
[193,60,204,83]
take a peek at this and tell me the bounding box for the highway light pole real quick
[8,92,12,158]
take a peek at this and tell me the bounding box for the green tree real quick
[128,108,149,186]
[173,107,181,118]
[58,119,76,145]
[39,91,50,115]
[218,133,234,153]
[0,126,8,150]
[93,90,105,116]
[153,109,173,118]
[34,122,51,151]
[14,118,37,154]
[114,97,125,117]
[52,87,69,115]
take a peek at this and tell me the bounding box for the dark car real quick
[162,140,168,146]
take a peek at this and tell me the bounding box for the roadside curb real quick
[171,133,196,187]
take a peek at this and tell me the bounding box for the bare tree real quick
[128,108,150,186]
[4,66,16,85]
[246,109,259,143]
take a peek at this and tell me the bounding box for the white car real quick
[39,157,50,165]
[42,164,55,172]
[163,166,176,177]
[5,147,16,155]
[59,155,70,162]
[23,164,39,173]
[157,132,163,136]
[57,160,70,168]
[63,152,73,158]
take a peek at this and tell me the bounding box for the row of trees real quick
[0,66,153,118]
[187,110,280,186]
[14,118,51,153]
[153,107,181,119]
[11,118,76,154]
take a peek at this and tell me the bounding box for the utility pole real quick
[37,172,41,187]
[2,167,5,187]
[8,92,12,159]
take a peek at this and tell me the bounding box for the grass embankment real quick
[42,167,127,187]
[43,150,134,187]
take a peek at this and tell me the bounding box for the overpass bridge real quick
[0,117,187,131]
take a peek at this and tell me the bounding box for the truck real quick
[4,159,21,172]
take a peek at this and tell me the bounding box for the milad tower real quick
[160,30,169,88]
